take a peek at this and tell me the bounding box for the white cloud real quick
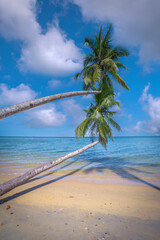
[70,0,160,70]
[0,0,82,76]
[140,83,150,102]
[82,94,93,100]
[18,26,82,75]
[139,83,160,135]
[48,79,62,89]
[133,121,145,133]
[61,99,85,125]
[110,104,121,113]
[26,104,66,127]
[0,83,37,105]
[0,0,39,41]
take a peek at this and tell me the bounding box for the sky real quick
[0,0,160,137]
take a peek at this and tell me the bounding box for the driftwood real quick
[0,90,100,119]
[0,141,99,196]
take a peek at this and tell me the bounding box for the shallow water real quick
[0,137,160,177]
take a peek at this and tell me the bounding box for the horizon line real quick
[0,135,159,138]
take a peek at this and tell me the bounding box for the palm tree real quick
[0,86,120,197]
[74,24,129,91]
[0,27,123,197]
[0,90,100,119]
[76,84,121,148]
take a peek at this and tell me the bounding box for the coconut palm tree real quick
[0,27,123,197]
[76,84,121,148]
[0,85,120,197]
[74,24,129,91]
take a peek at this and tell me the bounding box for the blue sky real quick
[0,0,160,136]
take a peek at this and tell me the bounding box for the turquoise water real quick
[0,137,160,177]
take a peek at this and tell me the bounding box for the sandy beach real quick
[0,167,160,240]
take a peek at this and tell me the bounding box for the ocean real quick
[0,136,160,179]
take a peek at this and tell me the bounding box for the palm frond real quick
[83,76,92,85]
[115,61,129,70]
[75,25,129,91]
[93,65,101,82]
[109,68,129,90]
[101,76,114,91]
[85,37,98,56]
[74,25,129,148]
[98,25,103,43]
[74,67,88,80]
[76,117,93,140]
[103,24,112,46]
[101,58,118,71]
[84,54,96,67]
[99,95,114,110]
[106,116,121,131]
[83,81,97,91]
[107,111,116,116]
[107,46,129,60]
[115,46,129,57]
[95,83,114,105]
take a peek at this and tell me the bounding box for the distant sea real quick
[0,136,160,178]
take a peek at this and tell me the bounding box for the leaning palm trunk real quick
[0,141,99,196]
[0,90,100,119]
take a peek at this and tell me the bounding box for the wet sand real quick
[0,168,160,240]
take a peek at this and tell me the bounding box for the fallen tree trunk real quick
[0,90,100,119]
[0,141,99,196]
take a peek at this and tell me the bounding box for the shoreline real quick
[0,162,160,185]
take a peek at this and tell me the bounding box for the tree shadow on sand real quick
[83,156,160,191]
[0,156,160,204]
[0,162,92,204]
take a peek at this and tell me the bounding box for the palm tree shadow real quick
[0,156,159,204]
[0,162,91,204]
[83,156,160,191]
[109,167,160,190]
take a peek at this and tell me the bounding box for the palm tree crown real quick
[75,24,129,91]
[76,85,121,148]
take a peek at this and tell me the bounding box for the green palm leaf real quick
[93,65,101,82]
[85,37,98,56]
[103,24,112,45]
[76,88,121,148]
[109,68,129,90]
[75,25,129,91]
[106,116,121,131]
[76,117,93,140]
[115,61,129,70]
[84,54,96,67]
[75,25,128,148]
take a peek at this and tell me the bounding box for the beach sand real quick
[0,168,160,240]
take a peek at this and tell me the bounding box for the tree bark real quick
[0,141,99,196]
[0,90,100,119]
